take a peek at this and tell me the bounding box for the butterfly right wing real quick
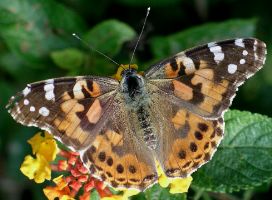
[6,76,119,151]
[146,85,224,178]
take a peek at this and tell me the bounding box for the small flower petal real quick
[44,176,74,200]
[156,161,170,188]
[38,138,59,161]
[43,186,73,200]
[27,132,46,154]
[156,160,192,193]
[60,195,75,200]
[122,188,140,199]
[20,154,51,183]
[101,195,123,200]
[28,132,59,162]
[53,175,68,189]
[169,176,193,194]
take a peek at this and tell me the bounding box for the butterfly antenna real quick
[72,33,120,67]
[129,7,150,69]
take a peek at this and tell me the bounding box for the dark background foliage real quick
[0,0,271,199]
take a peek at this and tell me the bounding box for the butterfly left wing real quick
[7,76,158,190]
[145,38,267,119]
[6,76,119,151]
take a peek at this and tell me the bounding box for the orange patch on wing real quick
[105,129,123,146]
[191,69,229,112]
[165,63,179,78]
[91,82,102,97]
[173,80,193,101]
[86,99,102,123]
[172,109,187,129]
[62,91,72,101]
[60,99,77,113]
[73,80,101,99]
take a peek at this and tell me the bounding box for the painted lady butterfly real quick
[7,38,266,190]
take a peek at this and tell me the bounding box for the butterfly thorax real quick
[119,68,157,149]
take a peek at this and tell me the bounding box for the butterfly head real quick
[119,65,145,100]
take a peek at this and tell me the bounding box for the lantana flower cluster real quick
[20,131,192,199]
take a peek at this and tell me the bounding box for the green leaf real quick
[50,48,85,70]
[84,19,136,57]
[0,0,86,65]
[192,110,272,192]
[143,184,186,200]
[150,19,256,59]
[90,189,100,200]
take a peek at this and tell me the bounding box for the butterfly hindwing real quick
[143,85,223,178]
[146,38,266,118]
[82,94,158,190]
[7,76,119,151]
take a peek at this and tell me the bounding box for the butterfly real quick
[6,38,266,191]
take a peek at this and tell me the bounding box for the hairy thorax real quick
[120,69,157,149]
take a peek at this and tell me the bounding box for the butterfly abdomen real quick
[136,105,157,150]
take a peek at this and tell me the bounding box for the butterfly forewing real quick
[7,76,119,151]
[146,38,267,118]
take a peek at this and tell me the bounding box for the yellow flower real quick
[20,154,51,183]
[43,188,74,200]
[169,176,193,194]
[43,176,74,200]
[122,189,140,199]
[101,195,123,200]
[101,188,139,200]
[156,160,192,193]
[53,175,68,189]
[28,132,59,162]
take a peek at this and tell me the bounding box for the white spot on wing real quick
[242,50,248,56]
[30,106,35,112]
[24,99,29,105]
[182,57,195,74]
[39,107,49,116]
[44,82,55,101]
[240,59,246,64]
[23,87,31,96]
[209,45,224,63]
[73,82,82,92]
[228,64,237,74]
[235,39,245,48]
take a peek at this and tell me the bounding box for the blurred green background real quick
[0,0,271,199]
